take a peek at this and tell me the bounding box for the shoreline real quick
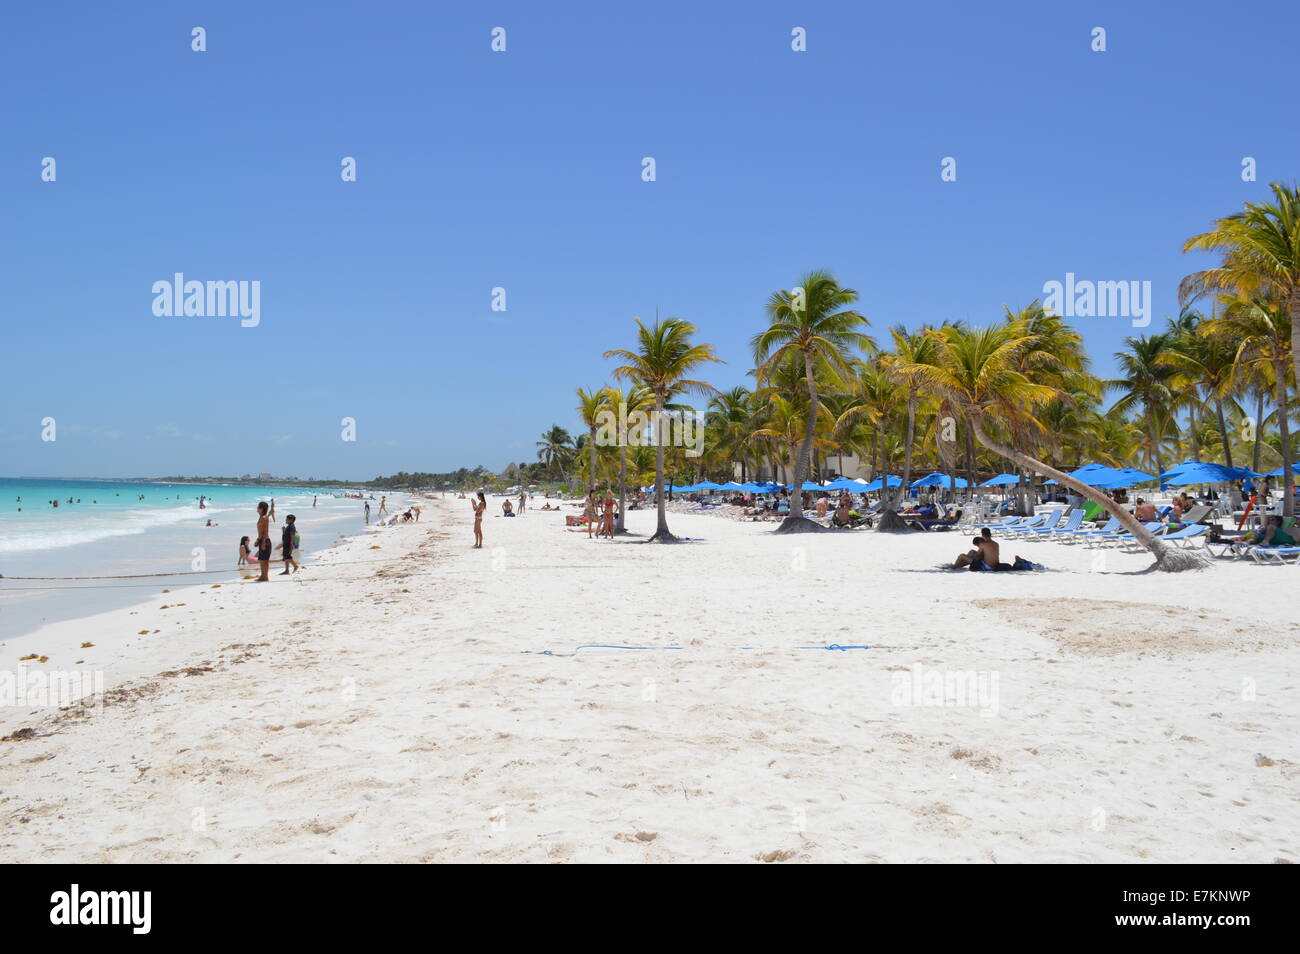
[1,496,1295,863]
[0,496,422,727]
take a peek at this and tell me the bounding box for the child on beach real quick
[279,514,299,575]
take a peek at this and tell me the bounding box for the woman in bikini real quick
[601,491,617,538]
[471,492,486,548]
[585,491,599,539]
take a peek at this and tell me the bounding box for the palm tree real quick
[1107,334,1177,478]
[605,317,721,542]
[535,425,575,479]
[901,322,1208,571]
[611,383,653,532]
[884,326,943,524]
[705,386,759,482]
[1203,298,1294,516]
[1182,182,1300,395]
[752,269,872,531]
[575,387,613,497]
[1158,310,1242,469]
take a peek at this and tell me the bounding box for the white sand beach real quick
[1,497,1296,863]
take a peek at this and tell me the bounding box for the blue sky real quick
[2,0,1296,480]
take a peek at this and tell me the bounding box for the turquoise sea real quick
[0,478,403,640]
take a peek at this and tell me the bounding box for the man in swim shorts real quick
[255,501,272,581]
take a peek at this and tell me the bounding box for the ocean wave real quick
[0,503,211,555]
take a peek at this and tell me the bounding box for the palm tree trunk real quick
[616,445,628,533]
[1215,399,1234,469]
[648,396,674,541]
[1146,411,1164,479]
[587,426,597,497]
[968,416,1207,571]
[778,350,819,529]
[1275,357,1294,518]
[1253,391,1265,474]
[899,391,916,509]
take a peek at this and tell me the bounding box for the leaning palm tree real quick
[1182,181,1300,396]
[752,269,873,532]
[604,317,721,542]
[901,322,1208,571]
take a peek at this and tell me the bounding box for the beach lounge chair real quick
[1248,546,1300,565]
[1027,508,1085,537]
[1083,521,1163,548]
[1004,509,1064,537]
[1119,524,1207,551]
[1060,515,1121,543]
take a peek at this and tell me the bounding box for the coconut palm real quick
[885,325,944,518]
[1107,334,1178,478]
[605,317,722,542]
[706,386,762,482]
[575,387,613,497]
[901,322,1207,571]
[535,425,575,479]
[1202,298,1294,516]
[1182,181,1300,394]
[1158,310,1242,469]
[609,383,653,532]
[752,270,872,530]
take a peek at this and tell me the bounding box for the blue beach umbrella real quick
[824,476,869,491]
[1161,461,1258,485]
[864,475,902,491]
[909,473,969,489]
[1043,463,1126,487]
[979,473,1022,487]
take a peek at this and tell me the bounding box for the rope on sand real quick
[522,643,869,656]
[0,557,395,582]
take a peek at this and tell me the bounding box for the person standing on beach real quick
[312,496,317,508]
[518,491,526,516]
[378,496,388,518]
[279,514,299,575]
[601,491,616,538]
[471,492,486,548]
[255,501,272,582]
[270,498,276,520]
[364,501,371,524]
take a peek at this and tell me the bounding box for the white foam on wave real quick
[0,502,213,555]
